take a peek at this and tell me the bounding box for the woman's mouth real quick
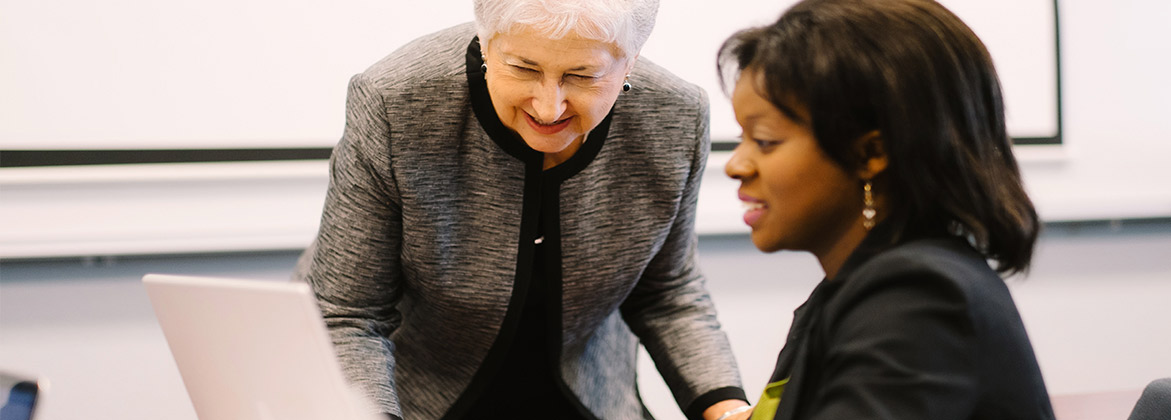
[525,113,572,135]
[739,193,766,227]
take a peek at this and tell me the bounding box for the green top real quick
[751,378,788,420]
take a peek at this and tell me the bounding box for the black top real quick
[462,216,590,419]
[445,37,600,420]
[766,222,1055,420]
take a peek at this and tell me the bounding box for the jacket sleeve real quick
[293,72,405,418]
[619,88,747,420]
[801,267,981,420]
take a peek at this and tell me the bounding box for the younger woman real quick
[719,0,1055,418]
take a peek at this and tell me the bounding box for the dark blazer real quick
[766,224,1055,419]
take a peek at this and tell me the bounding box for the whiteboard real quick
[0,0,1058,150]
[645,0,1061,143]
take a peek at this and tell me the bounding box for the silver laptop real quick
[143,274,380,420]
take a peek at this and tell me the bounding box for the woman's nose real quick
[725,143,752,180]
[532,79,567,123]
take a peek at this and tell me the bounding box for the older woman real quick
[719,0,1053,419]
[294,0,748,419]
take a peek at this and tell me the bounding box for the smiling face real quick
[483,25,632,165]
[725,70,870,272]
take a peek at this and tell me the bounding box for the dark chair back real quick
[1129,378,1171,420]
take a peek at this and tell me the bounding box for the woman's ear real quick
[624,53,640,74]
[854,130,889,179]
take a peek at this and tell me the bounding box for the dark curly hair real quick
[718,0,1039,273]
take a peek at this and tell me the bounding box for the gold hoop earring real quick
[862,180,876,231]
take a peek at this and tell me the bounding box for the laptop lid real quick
[142,274,378,420]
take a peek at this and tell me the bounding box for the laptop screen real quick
[142,274,380,420]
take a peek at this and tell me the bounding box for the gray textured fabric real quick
[293,23,742,419]
[1129,378,1171,420]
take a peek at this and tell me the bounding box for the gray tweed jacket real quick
[294,23,743,420]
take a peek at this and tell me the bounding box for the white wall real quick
[3,0,1171,258]
[1,0,1056,149]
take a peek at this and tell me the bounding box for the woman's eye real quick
[738,132,782,150]
[754,138,783,149]
[563,74,599,85]
[512,65,537,74]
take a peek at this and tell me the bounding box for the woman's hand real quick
[704,399,753,420]
[721,407,753,420]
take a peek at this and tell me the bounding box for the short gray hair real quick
[474,0,660,58]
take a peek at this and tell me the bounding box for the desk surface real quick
[1052,389,1143,420]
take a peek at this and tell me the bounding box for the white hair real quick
[474,0,660,58]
